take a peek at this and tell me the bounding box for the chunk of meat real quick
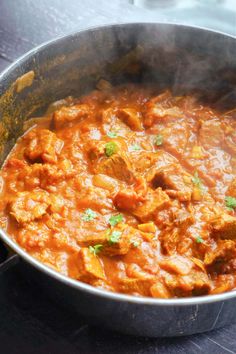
[4,158,27,170]
[17,221,50,250]
[160,227,182,256]
[204,240,236,266]
[164,271,211,296]
[150,282,171,298]
[159,255,193,275]
[131,150,176,174]
[159,207,193,256]
[114,184,165,215]
[132,188,170,222]
[95,153,135,184]
[172,209,194,228]
[114,189,144,210]
[20,160,75,189]
[131,151,159,174]
[158,120,189,157]
[211,274,235,294]
[41,159,75,185]
[76,232,108,248]
[53,104,90,129]
[159,206,195,256]
[48,229,79,253]
[24,129,63,163]
[71,248,106,282]
[87,140,106,161]
[10,190,51,223]
[78,186,113,211]
[144,90,182,127]
[126,263,155,278]
[215,259,236,274]
[211,213,236,240]
[49,195,65,214]
[199,119,224,149]
[116,108,143,131]
[104,225,140,256]
[118,277,154,296]
[77,224,136,256]
[101,108,131,135]
[147,164,192,201]
[90,279,114,292]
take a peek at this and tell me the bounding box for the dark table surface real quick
[0,1,236,353]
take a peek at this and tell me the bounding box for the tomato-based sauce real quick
[1,83,236,298]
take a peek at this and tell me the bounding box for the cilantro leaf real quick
[107,131,117,138]
[109,214,123,227]
[225,196,236,211]
[192,171,204,191]
[105,142,118,157]
[195,236,204,244]
[130,144,141,151]
[82,208,97,221]
[192,171,201,186]
[155,134,163,146]
[89,244,103,255]
[108,231,122,244]
[131,240,139,247]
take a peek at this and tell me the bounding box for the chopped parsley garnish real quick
[192,171,201,186]
[131,240,139,247]
[109,214,123,227]
[107,131,117,138]
[130,144,141,151]
[155,134,163,146]
[89,244,103,255]
[195,236,204,244]
[192,171,204,191]
[82,208,97,221]
[108,231,122,244]
[225,196,236,211]
[105,142,118,157]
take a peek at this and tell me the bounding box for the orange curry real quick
[1,83,236,298]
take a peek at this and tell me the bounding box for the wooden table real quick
[0,1,236,353]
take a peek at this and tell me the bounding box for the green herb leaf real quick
[195,236,204,244]
[89,244,103,255]
[225,196,236,211]
[131,240,139,247]
[108,231,122,244]
[82,208,97,221]
[105,142,118,157]
[130,144,141,151]
[192,171,204,189]
[107,131,117,138]
[155,134,163,146]
[192,171,201,186]
[109,214,123,227]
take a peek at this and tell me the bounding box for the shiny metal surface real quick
[0,23,236,337]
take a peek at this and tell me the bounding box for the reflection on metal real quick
[0,253,19,274]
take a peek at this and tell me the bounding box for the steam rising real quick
[1,23,236,164]
[109,24,236,110]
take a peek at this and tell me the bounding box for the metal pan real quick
[0,23,236,337]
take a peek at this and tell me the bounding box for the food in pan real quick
[1,82,236,298]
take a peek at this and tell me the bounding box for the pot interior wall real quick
[0,23,236,164]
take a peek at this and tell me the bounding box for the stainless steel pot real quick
[0,23,236,337]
